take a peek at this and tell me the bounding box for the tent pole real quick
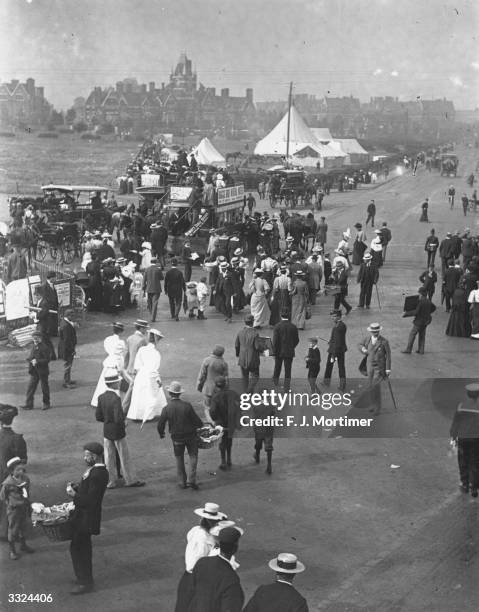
[286,82,293,165]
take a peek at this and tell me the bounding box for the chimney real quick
[141,84,147,94]
[209,87,216,97]
[125,82,133,94]
[116,82,124,94]
[36,87,44,100]
[221,88,229,98]
[26,78,35,96]
[246,88,253,103]
[149,81,155,93]
[161,82,165,90]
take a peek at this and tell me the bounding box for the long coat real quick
[235,326,261,370]
[188,555,244,612]
[197,355,229,398]
[328,321,347,356]
[41,282,59,336]
[71,465,108,535]
[272,320,299,358]
[164,267,186,298]
[58,319,77,360]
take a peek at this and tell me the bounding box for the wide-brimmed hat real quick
[465,383,479,397]
[209,520,243,536]
[112,321,124,331]
[363,252,372,260]
[219,262,229,269]
[269,553,305,574]
[294,270,305,276]
[104,372,121,384]
[367,322,382,333]
[254,268,263,274]
[167,381,184,394]
[135,319,149,328]
[286,236,294,242]
[6,457,24,470]
[194,502,227,520]
[374,229,382,234]
[312,245,323,252]
[149,328,164,338]
[234,248,243,256]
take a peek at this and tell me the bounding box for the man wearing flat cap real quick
[188,526,244,612]
[66,442,108,594]
[244,552,308,612]
[0,405,27,539]
[450,384,479,498]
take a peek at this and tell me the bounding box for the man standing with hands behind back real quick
[323,310,348,391]
[66,442,108,595]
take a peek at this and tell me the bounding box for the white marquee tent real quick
[190,137,226,167]
[330,139,369,165]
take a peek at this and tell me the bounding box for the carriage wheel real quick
[37,240,47,261]
[62,236,75,264]
[50,245,59,260]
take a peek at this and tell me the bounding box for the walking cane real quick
[386,375,398,411]
[375,283,381,310]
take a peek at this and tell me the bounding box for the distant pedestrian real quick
[419,265,437,300]
[401,287,436,354]
[305,337,321,393]
[143,258,163,323]
[419,198,429,222]
[58,309,77,388]
[365,200,376,227]
[246,193,256,215]
[380,222,391,263]
[424,229,439,267]
[197,345,229,411]
[357,252,379,309]
[323,309,348,391]
[462,193,469,216]
[164,258,186,321]
[272,309,299,392]
[358,322,391,414]
[22,332,51,411]
[316,216,328,249]
[448,185,455,209]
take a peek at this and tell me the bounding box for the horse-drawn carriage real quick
[36,221,79,264]
[40,184,113,226]
[268,168,306,208]
[440,154,459,177]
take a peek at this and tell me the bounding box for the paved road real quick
[1,146,478,611]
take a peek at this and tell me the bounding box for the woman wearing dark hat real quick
[352,222,368,265]
[290,270,309,330]
[174,503,228,612]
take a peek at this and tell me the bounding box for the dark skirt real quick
[445,306,471,337]
[352,240,367,265]
[269,289,291,325]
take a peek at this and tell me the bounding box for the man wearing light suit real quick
[358,322,391,413]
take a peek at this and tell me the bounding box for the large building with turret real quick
[82,53,256,134]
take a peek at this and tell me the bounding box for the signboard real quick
[54,281,71,307]
[217,184,244,207]
[141,174,163,188]
[170,186,193,202]
[28,275,42,305]
[76,204,93,210]
[5,279,30,321]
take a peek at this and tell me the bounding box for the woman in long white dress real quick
[91,323,128,407]
[127,329,167,422]
[249,269,270,328]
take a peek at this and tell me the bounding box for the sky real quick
[1,0,478,111]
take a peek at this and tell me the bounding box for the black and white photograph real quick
[0,0,479,610]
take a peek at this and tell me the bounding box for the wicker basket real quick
[40,516,73,542]
[197,426,223,450]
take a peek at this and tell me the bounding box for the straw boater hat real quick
[209,520,242,536]
[194,502,227,520]
[7,457,24,470]
[363,252,373,260]
[149,328,164,338]
[135,319,149,328]
[234,248,243,256]
[367,322,382,333]
[286,236,294,242]
[374,229,382,234]
[465,383,479,398]
[104,371,121,384]
[269,553,305,574]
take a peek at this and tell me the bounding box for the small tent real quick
[310,127,333,143]
[330,139,369,165]
[190,137,226,167]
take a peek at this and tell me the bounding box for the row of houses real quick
[257,94,457,140]
[0,78,53,127]
[77,53,256,133]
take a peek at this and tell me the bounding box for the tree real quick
[65,108,76,125]
[73,120,88,132]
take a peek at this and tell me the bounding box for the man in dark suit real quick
[439,232,455,276]
[66,442,108,595]
[150,221,168,266]
[41,271,59,337]
[22,332,51,410]
[333,261,352,314]
[164,258,186,321]
[0,405,27,540]
[209,376,242,471]
[419,265,438,300]
[188,526,244,612]
[235,314,262,392]
[323,310,348,390]
[357,252,379,308]
[143,258,164,322]
[182,239,194,282]
[272,309,299,391]
[443,261,462,312]
[244,552,308,612]
[402,287,436,354]
[157,382,203,490]
[58,309,77,388]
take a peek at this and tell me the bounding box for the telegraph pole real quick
[286,81,293,163]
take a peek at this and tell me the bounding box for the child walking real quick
[0,457,34,560]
